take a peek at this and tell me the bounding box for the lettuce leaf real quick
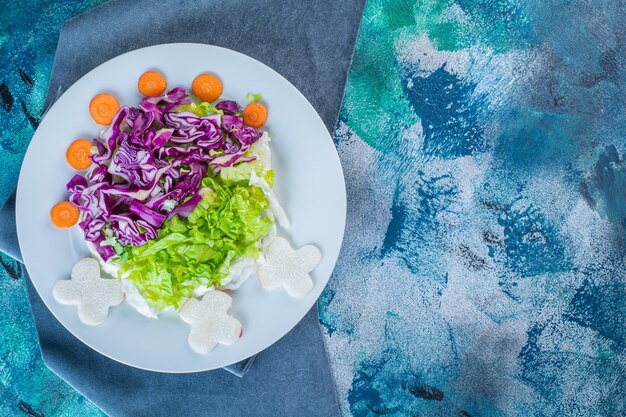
[177,101,223,116]
[118,174,272,309]
[245,92,263,102]
[219,133,274,185]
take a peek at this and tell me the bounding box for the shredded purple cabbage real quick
[68,88,262,261]
[215,100,240,114]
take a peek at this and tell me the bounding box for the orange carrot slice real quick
[243,102,268,128]
[138,71,167,96]
[50,201,80,228]
[192,73,223,103]
[89,94,120,125]
[66,139,93,170]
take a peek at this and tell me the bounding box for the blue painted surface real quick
[325,0,625,416]
[405,66,486,158]
[1,0,624,416]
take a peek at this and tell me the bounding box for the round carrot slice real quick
[50,201,80,228]
[242,102,268,128]
[138,70,167,96]
[66,139,93,170]
[192,73,223,102]
[89,94,120,125]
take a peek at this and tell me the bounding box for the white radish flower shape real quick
[53,258,124,325]
[257,236,321,298]
[179,291,242,354]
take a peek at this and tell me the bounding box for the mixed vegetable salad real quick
[51,70,283,313]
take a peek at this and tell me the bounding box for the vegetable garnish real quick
[66,139,93,170]
[50,201,80,228]
[138,70,167,97]
[243,102,268,128]
[118,174,273,309]
[69,87,266,261]
[245,92,262,102]
[89,93,120,125]
[179,291,242,354]
[54,72,321,346]
[53,258,123,325]
[257,237,321,298]
[66,84,280,308]
[191,73,223,103]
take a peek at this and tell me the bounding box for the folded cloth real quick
[0,195,21,263]
[0,0,364,415]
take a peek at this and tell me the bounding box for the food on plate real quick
[191,73,223,103]
[138,70,167,97]
[52,258,124,325]
[52,71,322,353]
[50,201,80,228]
[66,138,93,170]
[89,93,120,125]
[257,236,321,298]
[179,291,242,354]
[67,81,281,312]
[245,92,262,102]
[242,102,268,128]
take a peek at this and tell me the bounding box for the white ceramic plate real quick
[16,43,346,373]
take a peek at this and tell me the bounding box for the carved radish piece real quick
[257,236,321,298]
[53,258,123,325]
[179,291,242,354]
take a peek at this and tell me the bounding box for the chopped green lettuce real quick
[117,174,272,310]
[245,92,263,102]
[219,134,274,185]
[177,101,223,116]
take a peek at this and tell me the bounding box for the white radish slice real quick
[53,258,124,325]
[257,236,321,298]
[179,291,242,354]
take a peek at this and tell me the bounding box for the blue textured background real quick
[1,1,624,416]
